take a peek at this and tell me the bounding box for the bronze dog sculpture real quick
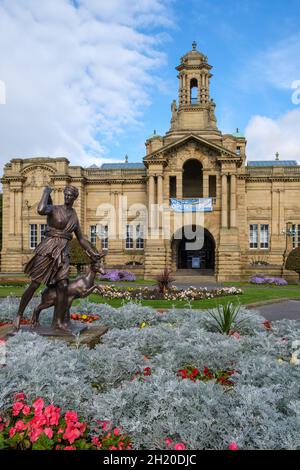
[30,258,105,327]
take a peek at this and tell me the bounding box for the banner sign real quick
[170,198,213,212]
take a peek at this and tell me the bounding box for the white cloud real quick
[245,109,300,162]
[239,34,300,91]
[0,0,172,168]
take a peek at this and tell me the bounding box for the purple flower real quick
[250,275,287,285]
[100,269,136,282]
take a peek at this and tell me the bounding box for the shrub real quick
[69,239,96,275]
[155,268,174,293]
[285,248,300,282]
[207,302,250,335]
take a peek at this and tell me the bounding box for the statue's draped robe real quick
[24,205,78,286]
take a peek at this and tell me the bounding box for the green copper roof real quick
[100,162,145,170]
[247,160,298,167]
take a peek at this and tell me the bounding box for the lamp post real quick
[281,221,295,277]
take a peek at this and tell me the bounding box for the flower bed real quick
[0,298,300,449]
[97,285,243,301]
[0,394,131,450]
[100,270,136,282]
[250,275,288,285]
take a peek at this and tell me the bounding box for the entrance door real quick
[177,229,215,270]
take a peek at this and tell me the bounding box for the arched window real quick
[183,159,203,198]
[190,78,198,104]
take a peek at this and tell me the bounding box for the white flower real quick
[292,340,300,349]
[290,352,300,365]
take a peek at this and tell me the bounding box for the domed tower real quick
[166,41,221,142]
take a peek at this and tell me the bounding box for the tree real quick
[69,238,96,275]
[285,247,300,282]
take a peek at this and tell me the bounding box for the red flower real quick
[263,320,272,330]
[14,392,25,402]
[143,367,152,376]
[203,367,210,375]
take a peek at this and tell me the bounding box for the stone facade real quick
[1,44,299,281]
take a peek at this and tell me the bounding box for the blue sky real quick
[0,0,300,169]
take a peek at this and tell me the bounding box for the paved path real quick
[255,300,300,321]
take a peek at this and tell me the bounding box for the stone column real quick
[203,172,209,198]
[157,175,163,206]
[15,189,23,242]
[148,175,155,228]
[221,174,228,228]
[176,173,183,199]
[9,189,15,235]
[230,174,236,228]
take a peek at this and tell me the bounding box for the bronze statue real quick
[13,185,102,333]
[30,258,105,327]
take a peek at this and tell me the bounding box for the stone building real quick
[1,43,299,281]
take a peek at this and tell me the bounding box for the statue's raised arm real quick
[37,186,53,215]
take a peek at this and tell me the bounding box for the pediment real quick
[143,133,238,163]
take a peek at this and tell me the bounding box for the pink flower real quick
[45,404,60,426]
[30,414,47,428]
[12,401,24,416]
[113,428,120,436]
[63,425,81,444]
[231,332,241,340]
[9,427,16,438]
[15,420,26,432]
[44,427,54,439]
[228,441,238,451]
[29,427,43,443]
[33,398,44,414]
[174,442,186,450]
[102,421,109,431]
[14,392,25,401]
[65,411,78,423]
[92,437,99,446]
[165,438,173,446]
[64,446,76,450]
[22,405,31,416]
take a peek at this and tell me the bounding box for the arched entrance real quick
[172,226,215,273]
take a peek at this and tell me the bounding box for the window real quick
[40,224,47,241]
[249,224,270,249]
[136,224,144,249]
[260,224,269,249]
[292,224,300,248]
[126,225,134,249]
[90,225,97,245]
[236,146,241,156]
[29,224,38,249]
[169,176,177,198]
[125,224,144,249]
[249,224,258,249]
[101,225,108,250]
[209,175,216,198]
[190,78,198,104]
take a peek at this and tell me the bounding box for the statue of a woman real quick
[13,185,100,332]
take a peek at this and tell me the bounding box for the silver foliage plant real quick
[0,298,300,450]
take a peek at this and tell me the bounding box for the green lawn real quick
[2,284,299,309]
